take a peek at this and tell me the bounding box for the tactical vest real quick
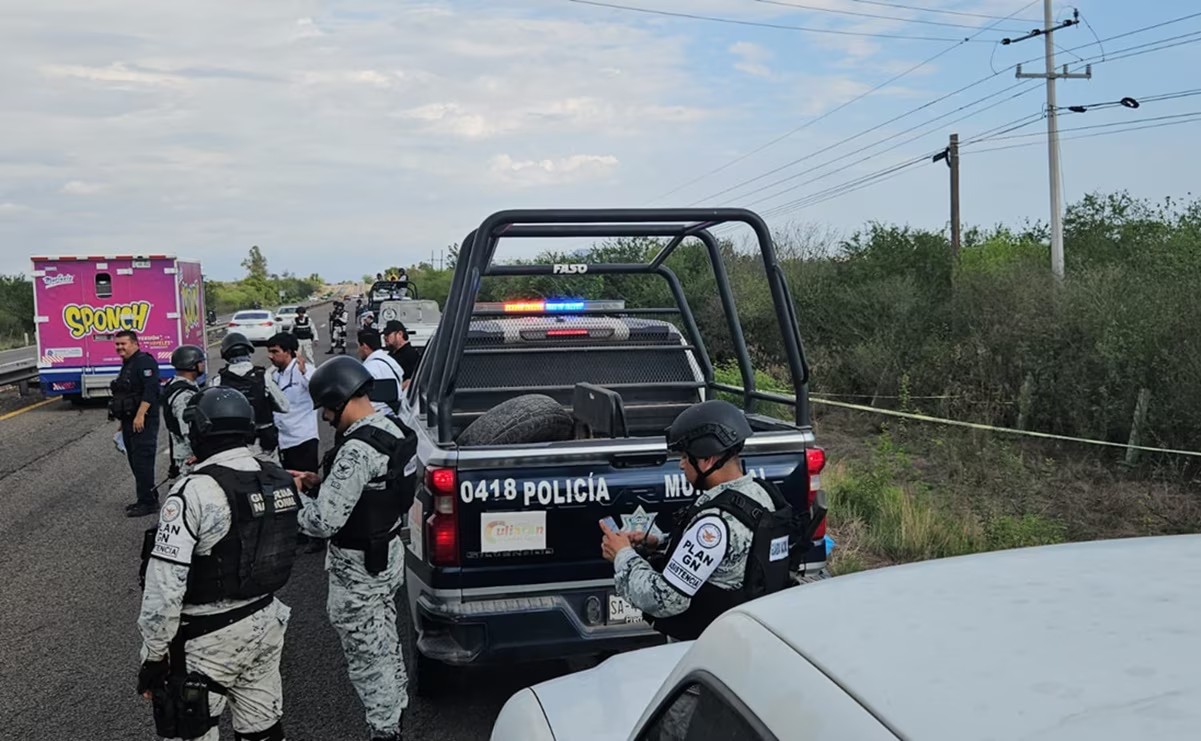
[323,417,417,571]
[160,379,197,438]
[182,461,301,605]
[218,366,274,426]
[108,353,145,420]
[647,479,797,641]
[293,316,314,340]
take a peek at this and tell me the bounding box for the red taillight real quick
[805,446,827,540]
[806,446,826,475]
[546,328,588,337]
[426,467,459,566]
[228,321,237,327]
[430,467,456,495]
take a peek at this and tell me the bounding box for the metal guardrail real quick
[0,359,37,390]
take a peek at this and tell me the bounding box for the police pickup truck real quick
[399,208,828,695]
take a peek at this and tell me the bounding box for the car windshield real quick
[278,306,298,314]
[235,311,271,320]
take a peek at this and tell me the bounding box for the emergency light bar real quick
[473,299,627,313]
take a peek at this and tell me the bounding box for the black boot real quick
[126,501,159,518]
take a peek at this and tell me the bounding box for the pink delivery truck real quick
[31,254,207,401]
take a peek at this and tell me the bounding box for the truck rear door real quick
[418,446,807,595]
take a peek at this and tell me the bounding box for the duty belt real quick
[178,594,273,641]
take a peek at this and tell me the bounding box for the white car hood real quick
[532,641,693,740]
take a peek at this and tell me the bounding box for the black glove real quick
[137,657,170,695]
[168,462,181,479]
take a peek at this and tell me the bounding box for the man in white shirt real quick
[357,328,405,416]
[267,332,323,553]
[266,333,319,473]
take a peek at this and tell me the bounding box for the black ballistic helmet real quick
[297,305,306,315]
[183,387,256,443]
[309,355,373,412]
[220,332,254,361]
[171,344,205,372]
[666,399,752,458]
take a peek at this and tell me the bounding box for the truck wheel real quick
[456,394,573,446]
[404,614,455,699]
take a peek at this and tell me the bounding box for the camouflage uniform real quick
[297,412,408,738]
[166,377,199,476]
[614,473,768,620]
[138,446,292,740]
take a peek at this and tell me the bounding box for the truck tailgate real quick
[446,451,806,589]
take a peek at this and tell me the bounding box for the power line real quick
[643,0,1037,205]
[844,0,1042,23]
[687,70,1031,205]
[727,29,1201,220]
[964,114,1201,154]
[1060,87,1201,113]
[1060,9,1201,51]
[565,0,1001,41]
[973,110,1201,142]
[699,10,1201,229]
[1084,34,1201,64]
[733,84,1043,208]
[644,0,1038,204]
[752,0,1027,32]
[647,41,968,204]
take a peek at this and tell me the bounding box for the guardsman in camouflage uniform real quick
[292,356,414,741]
[161,345,206,478]
[137,387,298,741]
[602,399,778,641]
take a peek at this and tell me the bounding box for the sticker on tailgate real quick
[481,511,547,553]
[461,476,611,507]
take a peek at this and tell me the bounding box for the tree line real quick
[403,190,1201,457]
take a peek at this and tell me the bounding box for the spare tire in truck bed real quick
[456,394,574,446]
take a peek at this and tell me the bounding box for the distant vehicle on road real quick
[492,534,1201,741]
[227,310,278,345]
[274,304,301,333]
[375,298,440,354]
[31,253,207,401]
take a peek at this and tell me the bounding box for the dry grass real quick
[815,408,1201,576]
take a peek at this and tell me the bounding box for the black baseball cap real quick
[382,320,407,335]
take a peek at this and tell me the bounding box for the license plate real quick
[607,594,643,624]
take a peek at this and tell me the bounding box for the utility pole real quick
[949,133,961,261]
[1010,1,1090,281]
[931,133,961,262]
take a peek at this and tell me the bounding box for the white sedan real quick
[491,534,1201,741]
[274,304,301,333]
[227,310,278,344]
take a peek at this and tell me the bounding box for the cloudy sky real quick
[2,1,1199,280]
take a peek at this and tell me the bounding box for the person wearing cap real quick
[381,320,419,390]
[600,399,780,641]
[357,328,405,416]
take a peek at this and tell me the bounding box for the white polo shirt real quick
[363,349,406,416]
[271,358,319,449]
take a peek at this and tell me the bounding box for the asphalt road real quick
[0,332,582,739]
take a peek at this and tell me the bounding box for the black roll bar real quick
[417,209,811,443]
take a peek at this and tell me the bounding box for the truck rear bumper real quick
[407,575,667,666]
